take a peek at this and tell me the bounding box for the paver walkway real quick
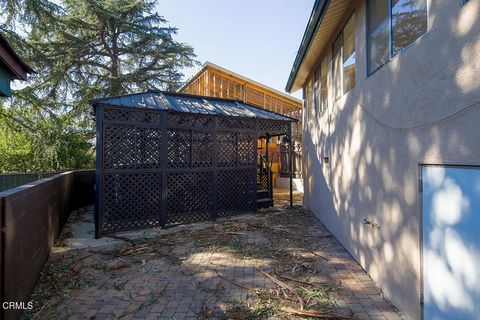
[27,190,404,320]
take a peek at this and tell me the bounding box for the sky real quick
[155,0,315,98]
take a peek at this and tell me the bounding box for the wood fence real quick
[0,170,94,320]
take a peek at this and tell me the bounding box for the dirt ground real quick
[23,190,403,320]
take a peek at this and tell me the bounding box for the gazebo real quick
[92,91,297,237]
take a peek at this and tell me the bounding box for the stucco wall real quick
[301,1,480,319]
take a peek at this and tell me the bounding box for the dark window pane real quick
[367,0,389,74]
[320,57,328,113]
[343,14,356,93]
[333,35,342,99]
[392,0,427,56]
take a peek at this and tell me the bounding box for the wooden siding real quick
[180,64,303,143]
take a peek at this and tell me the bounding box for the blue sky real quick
[155,0,315,98]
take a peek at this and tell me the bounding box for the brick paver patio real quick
[27,190,404,320]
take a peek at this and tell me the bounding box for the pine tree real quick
[0,0,198,171]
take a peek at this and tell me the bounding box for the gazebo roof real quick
[92,91,297,122]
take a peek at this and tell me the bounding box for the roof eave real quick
[285,0,330,93]
[0,34,34,80]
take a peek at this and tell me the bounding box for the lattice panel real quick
[258,120,290,137]
[104,126,137,169]
[217,169,255,217]
[167,129,191,169]
[166,172,213,225]
[102,173,161,233]
[138,128,162,169]
[217,116,255,130]
[167,113,213,128]
[217,131,236,167]
[237,132,255,166]
[103,107,162,124]
[192,131,213,168]
[257,172,269,191]
[104,125,162,170]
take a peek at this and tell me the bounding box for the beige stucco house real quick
[286,0,480,319]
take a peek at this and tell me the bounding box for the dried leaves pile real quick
[25,198,354,319]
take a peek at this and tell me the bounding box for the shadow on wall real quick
[303,0,480,318]
[422,166,480,319]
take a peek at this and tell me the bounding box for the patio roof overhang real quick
[92,91,299,123]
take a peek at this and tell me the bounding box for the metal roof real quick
[92,91,297,122]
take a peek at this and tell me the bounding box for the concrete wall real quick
[301,1,480,319]
[0,170,95,320]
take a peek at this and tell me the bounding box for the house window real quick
[313,57,329,115]
[391,0,428,55]
[314,67,321,114]
[306,77,314,121]
[333,14,356,99]
[367,0,390,73]
[367,0,427,74]
[332,35,343,100]
[343,15,356,94]
[320,56,329,113]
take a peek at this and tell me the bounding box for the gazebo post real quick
[288,126,293,208]
[265,134,272,199]
[265,134,269,167]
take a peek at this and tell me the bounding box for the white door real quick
[422,165,480,320]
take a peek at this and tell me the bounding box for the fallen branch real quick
[214,270,256,291]
[280,307,355,319]
[277,274,326,287]
[256,268,304,310]
[310,251,330,261]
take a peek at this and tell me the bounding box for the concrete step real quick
[257,198,274,209]
[256,189,270,200]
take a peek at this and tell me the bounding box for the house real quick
[180,62,303,191]
[0,33,33,97]
[286,1,480,319]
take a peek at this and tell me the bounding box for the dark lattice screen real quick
[96,106,290,236]
[217,169,255,217]
[166,172,213,224]
[102,173,162,232]
[259,120,291,137]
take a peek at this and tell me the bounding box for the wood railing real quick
[258,154,273,199]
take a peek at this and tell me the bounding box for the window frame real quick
[313,66,321,115]
[320,56,329,114]
[332,11,356,100]
[332,32,343,101]
[305,76,314,122]
[366,0,429,76]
